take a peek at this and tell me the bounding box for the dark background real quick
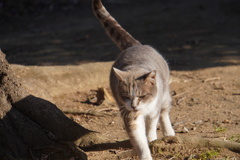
[0,0,239,70]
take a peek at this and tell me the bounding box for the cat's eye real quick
[138,95,146,99]
[138,93,151,99]
[122,96,130,100]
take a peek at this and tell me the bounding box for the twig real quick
[203,77,221,83]
[95,106,119,112]
[173,91,188,98]
[176,96,187,105]
[63,109,113,117]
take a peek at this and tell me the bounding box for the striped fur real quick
[92,0,141,51]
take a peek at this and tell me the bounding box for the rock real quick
[172,121,185,127]
[192,127,197,131]
[182,127,189,133]
[182,45,192,50]
[222,120,231,124]
[194,120,203,125]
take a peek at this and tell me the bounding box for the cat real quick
[92,0,175,159]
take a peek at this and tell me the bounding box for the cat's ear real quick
[113,67,128,81]
[144,70,156,85]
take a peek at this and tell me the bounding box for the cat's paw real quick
[147,136,157,142]
[164,128,175,136]
[140,152,153,160]
[140,157,153,160]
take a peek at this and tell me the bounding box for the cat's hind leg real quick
[160,108,175,136]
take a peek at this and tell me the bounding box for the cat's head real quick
[113,67,157,111]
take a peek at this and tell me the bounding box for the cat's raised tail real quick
[92,0,141,51]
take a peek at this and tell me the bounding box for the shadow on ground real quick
[0,0,239,70]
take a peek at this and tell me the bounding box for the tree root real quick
[150,135,240,154]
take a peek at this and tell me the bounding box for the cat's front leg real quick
[125,115,152,160]
[146,113,159,142]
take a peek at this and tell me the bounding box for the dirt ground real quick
[1,0,240,159]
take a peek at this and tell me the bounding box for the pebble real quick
[109,150,117,154]
[194,120,203,124]
[109,121,115,125]
[172,121,185,126]
[222,119,231,124]
[182,45,192,50]
[182,127,189,133]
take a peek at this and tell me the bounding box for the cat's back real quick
[113,45,169,73]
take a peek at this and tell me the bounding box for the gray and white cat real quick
[93,0,175,159]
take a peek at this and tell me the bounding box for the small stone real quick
[109,150,117,154]
[109,121,115,125]
[172,121,185,127]
[182,45,192,50]
[194,120,203,124]
[192,127,197,131]
[204,119,211,122]
[182,127,189,133]
[222,120,231,124]
[170,90,177,96]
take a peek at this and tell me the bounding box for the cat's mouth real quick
[131,107,138,112]
[124,99,143,111]
[125,105,141,112]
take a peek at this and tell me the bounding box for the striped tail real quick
[92,0,141,51]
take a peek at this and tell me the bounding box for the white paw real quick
[139,150,152,160]
[147,135,157,142]
[164,127,175,136]
[140,156,153,160]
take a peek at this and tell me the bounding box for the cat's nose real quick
[132,105,136,109]
[131,101,135,107]
[131,102,137,110]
